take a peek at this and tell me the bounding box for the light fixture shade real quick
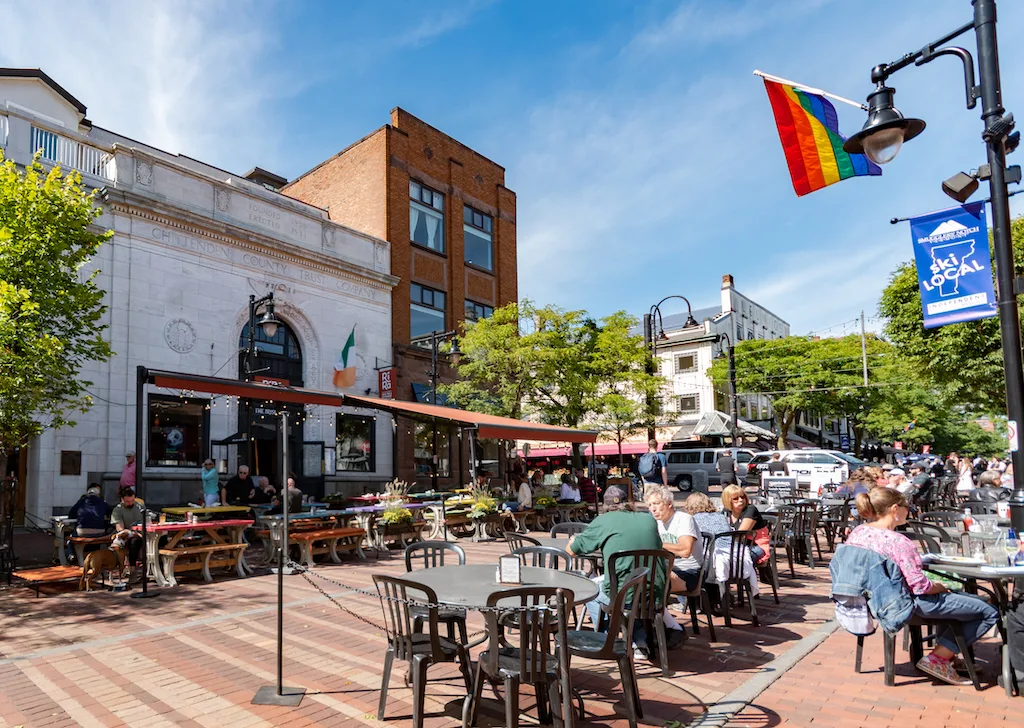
[942,171,980,203]
[842,86,925,165]
[449,337,462,366]
[684,315,699,328]
[258,300,282,337]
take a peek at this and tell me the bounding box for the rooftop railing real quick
[30,125,115,182]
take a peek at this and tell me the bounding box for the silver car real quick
[663,447,756,492]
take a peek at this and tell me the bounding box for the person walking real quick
[119,452,136,490]
[717,450,737,486]
[637,439,668,492]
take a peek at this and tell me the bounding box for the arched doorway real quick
[237,320,305,490]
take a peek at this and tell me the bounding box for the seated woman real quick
[845,487,998,685]
[558,473,581,504]
[502,476,533,512]
[720,485,770,565]
[683,492,758,605]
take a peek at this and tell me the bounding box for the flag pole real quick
[753,70,869,111]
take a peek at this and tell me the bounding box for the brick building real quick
[284,108,517,487]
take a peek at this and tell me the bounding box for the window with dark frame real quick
[414,422,451,477]
[464,300,493,323]
[148,395,209,467]
[410,282,447,339]
[60,451,82,476]
[678,394,699,414]
[463,206,493,271]
[409,180,445,254]
[674,352,697,374]
[335,414,375,472]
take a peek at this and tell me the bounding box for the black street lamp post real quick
[842,0,1024,531]
[644,296,699,440]
[715,333,740,447]
[243,292,282,466]
[415,330,461,492]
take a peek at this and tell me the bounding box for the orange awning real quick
[343,394,598,444]
[144,369,597,444]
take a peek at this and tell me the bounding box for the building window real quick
[463,206,493,271]
[410,180,445,253]
[736,325,743,341]
[414,422,450,477]
[748,330,754,340]
[679,394,699,415]
[60,451,82,476]
[674,352,697,374]
[336,415,375,472]
[411,283,446,338]
[148,395,209,467]
[465,300,493,323]
[476,438,501,477]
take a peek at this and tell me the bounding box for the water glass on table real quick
[940,542,958,559]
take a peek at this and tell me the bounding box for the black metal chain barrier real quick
[289,559,553,640]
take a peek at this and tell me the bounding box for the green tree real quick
[0,153,112,475]
[878,216,1024,412]
[592,392,646,469]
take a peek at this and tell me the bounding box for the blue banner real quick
[910,201,997,329]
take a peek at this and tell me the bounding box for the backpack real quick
[637,452,662,481]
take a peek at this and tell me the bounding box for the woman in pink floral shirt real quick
[845,488,997,686]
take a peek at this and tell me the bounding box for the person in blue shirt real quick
[68,484,112,536]
[637,439,668,491]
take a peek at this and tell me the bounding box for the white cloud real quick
[393,0,494,49]
[0,0,293,174]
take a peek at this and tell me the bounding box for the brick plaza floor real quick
[0,533,1018,727]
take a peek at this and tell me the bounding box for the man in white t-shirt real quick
[644,485,702,592]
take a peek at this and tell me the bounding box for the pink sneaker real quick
[916,654,971,686]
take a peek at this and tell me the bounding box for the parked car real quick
[663,447,756,492]
[744,449,866,496]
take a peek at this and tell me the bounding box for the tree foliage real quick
[879,216,1024,412]
[0,153,112,470]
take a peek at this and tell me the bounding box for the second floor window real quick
[410,180,445,253]
[678,394,699,415]
[463,206,493,271]
[674,352,697,374]
[465,300,493,323]
[411,282,446,338]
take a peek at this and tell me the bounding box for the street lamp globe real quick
[449,337,462,367]
[258,307,281,338]
[842,85,926,165]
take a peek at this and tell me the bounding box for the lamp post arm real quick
[915,47,978,110]
[871,20,974,84]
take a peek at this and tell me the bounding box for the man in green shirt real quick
[566,486,665,656]
[111,486,145,566]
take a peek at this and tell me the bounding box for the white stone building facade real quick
[653,275,790,440]
[1,70,398,522]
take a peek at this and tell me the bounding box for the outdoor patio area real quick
[0,531,1017,728]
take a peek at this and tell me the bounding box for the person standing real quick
[576,467,599,506]
[201,459,220,507]
[222,465,253,506]
[717,450,737,486]
[119,452,136,491]
[956,457,975,494]
[637,439,668,490]
[766,453,787,475]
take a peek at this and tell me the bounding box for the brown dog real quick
[79,546,126,591]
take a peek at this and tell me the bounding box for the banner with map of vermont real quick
[910,201,998,329]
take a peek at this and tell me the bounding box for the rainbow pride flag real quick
[763,79,881,197]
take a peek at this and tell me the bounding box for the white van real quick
[746,449,865,497]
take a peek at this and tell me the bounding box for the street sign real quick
[378,368,395,400]
[1009,420,1019,453]
[840,434,850,451]
[909,202,997,329]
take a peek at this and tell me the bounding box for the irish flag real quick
[762,78,881,196]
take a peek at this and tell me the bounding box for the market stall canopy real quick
[692,410,776,440]
[144,369,597,444]
[520,442,659,458]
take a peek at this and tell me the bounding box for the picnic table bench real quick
[157,543,249,586]
[69,533,114,565]
[499,508,535,534]
[15,566,85,597]
[288,527,366,566]
[135,519,252,587]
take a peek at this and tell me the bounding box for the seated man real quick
[222,465,253,506]
[575,467,599,505]
[566,486,666,660]
[110,486,145,566]
[69,484,111,537]
[908,463,934,506]
[248,475,276,505]
[969,469,1010,502]
[645,485,698,647]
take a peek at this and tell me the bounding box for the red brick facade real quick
[284,108,517,486]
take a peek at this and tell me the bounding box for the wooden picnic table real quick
[134,519,252,587]
[52,516,75,565]
[161,505,252,520]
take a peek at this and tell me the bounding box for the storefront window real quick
[414,422,451,478]
[476,438,501,478]
[148,395,208,467]
[336,415,375,472]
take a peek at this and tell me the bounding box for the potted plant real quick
[534,487,556,511]
[381,478,411,507]
[468,486,497,520]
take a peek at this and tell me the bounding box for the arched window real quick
[239,320,303,386]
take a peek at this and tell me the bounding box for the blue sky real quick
[3,0,1023,335]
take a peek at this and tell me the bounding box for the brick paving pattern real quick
[0,534,1015,727]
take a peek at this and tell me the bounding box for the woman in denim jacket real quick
[846,487,998,685]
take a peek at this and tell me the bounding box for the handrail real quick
[30,125,115,181]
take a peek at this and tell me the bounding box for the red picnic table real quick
[134,519,253,587]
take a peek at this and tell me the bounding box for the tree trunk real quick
[776,410,795,450]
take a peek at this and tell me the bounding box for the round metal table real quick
[402,564,598,608]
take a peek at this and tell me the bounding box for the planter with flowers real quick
[374,503,422,549]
